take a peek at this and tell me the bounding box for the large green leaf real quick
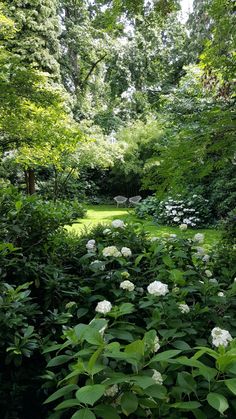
[207,392,229,414]
[121,392,138,416]
[224,378,236,395]
[47,355,72,367]
[94,404,121,419]
[177,372,197,394]
[71,408,96,419]
[55,399,80,411]
[148,350,181,364]
[44,384,78,404]
[171,401,202,410]
[76,385,106,406]
[144,384,167,399]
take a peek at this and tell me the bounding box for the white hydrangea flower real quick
[202,254,210,263]
[234,278,236,283]
[152,370,163,385]
[196,246,205,255]
[104,384,119,397]
[102,246,121,258]
[179,223,187,231]
[147,281,169,296]
[178,303,190,314]
[111,219,125,228]
[121,247,132,257]
[121,271,130,279]
[169,234,177,238]
[205,269,213,278]
[209,278,218,284]
[95,300,112,314]
[217,292,224,297]
[103,228,111,235]
[153,336,160,352]
[194,233,205,243]
[90,260,105,271]
[86,239,96,251]
[211,327,233,348]
[120,280,135,291]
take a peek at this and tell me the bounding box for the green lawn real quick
[67,204,220,247]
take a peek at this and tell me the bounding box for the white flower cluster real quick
[120,280,135,291]
[179,223,187,231]
[153,335,160,352]
[104,384,119,397]
[193,233,205,243]
[158,196,203,227]
[95,300,112,314]
[205,269,212,278]
[211,327,232,348]
[152,370,163,385]
[111,219,125,228]
[86,239,96,252]
[103,228,111,235]
[178,303,190,314]
[90,260,105,271]
[147,281,169,296]
[121,247,132,257]
[194,246,210,263]
[102,246,121,258]
[121,271,130,279]
[102,245,132,258]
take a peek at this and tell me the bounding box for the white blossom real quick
[153,336,160,352]
[95,300,112,314]
[151,236,159,242]
[103,228,111,235]
[209,278,218,284]
[86,239,96,251]
[178,303,190,314]
[194,233,205,243]
[217,292,224,297]
[90,260,105,270]
[205,269,213,278]
[111,219,125,228]
[211,327,233,348]
[121,247,132,257]
[121,271,130,279]
[169,234,177,238]
[104,384,119,397]
[120,280,135,291]
[196,246,205,255]
[102,246,121,258]
[179,223,188,231]
[202,254,210,263]
[152,370,163,385]
[147,281,169,296]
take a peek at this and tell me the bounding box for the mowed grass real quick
[67,204,220,247]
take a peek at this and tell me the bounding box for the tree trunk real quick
[28,168,36,195]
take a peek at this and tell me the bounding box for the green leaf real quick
[84,328,104,346]
[54,399,80,411]
[121,392,138,416]
[76,385,106,406]
[207,392,229,414]
[94,404,121,419]
[171,401,202,410]
[71,408,96,419]
[148,350,181,364]
[172,340,191,350]
[170,269,185,285]
[131,375,157,389]
[225,378,236,395]
[144,384,167,399]
[44,384,78,404]
[47,355,72,367]
[162,255,174,268]
[125,340,144,360]
[87,346,104,375]
[177,372,196,394]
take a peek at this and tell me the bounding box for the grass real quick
[67,204,220,247]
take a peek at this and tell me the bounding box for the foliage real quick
[135,195,158,219]
[42,223,236,418]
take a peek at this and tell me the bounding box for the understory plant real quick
[41,221,236,418]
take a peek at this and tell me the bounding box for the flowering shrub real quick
[136,194,212,227]
[41,222,236,418]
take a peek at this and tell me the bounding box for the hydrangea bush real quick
[136,194,212,227]
[42,220,236,418]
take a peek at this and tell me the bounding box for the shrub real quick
[42,227,236,418]
[135,195,158,218]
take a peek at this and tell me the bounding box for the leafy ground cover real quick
[67,205,220,247]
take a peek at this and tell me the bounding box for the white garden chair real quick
[129,195,142,206]
[114,195,128,207]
